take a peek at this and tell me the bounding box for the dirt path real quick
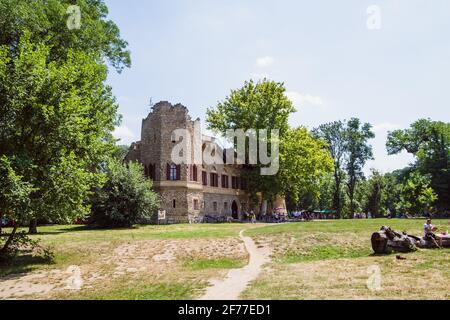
[199,229,271,300]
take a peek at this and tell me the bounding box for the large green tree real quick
[0,0,130,251]
[207,79,332,210]
[363,169,385,216]
[398,171,437,214]
[313,118,374,218]
[387,119,449,210]
[0,0,130,72]
[279,127,333,205]
[344,118,375,216]
[207,79,295,206]
[312,121,347,217]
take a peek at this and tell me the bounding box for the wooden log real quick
[372,226,450,253]
[371,226,418,254]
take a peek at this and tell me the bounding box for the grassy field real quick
[243,218,450,300]
[1,219,449,300]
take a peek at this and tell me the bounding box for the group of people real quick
[353,212,374,219]
[241,210,257,223]
[290,211,336,220]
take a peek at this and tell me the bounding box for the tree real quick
[316,173,336,211]
[0,156,33,259]
[89,160,159,228]
[0,0,130,72]
[207,79,295,205]
[364,169,384,216]
[344,118,375,216]
[398,171,437,214]
[279,127,333,206]
[0,0,129,249]
[206,79,333,210]
[387,119,449,210]
[312,121,347,217]
[313,118,374,218]
[381,169,408,217]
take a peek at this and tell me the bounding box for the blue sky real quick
[105,0,450,175]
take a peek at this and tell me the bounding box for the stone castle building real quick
[125,101,259,223]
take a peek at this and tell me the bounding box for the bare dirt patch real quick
[0,237,246,299]
[199,230,272,300]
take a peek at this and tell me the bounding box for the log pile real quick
[371,226,450,254]
[371,226,418,254]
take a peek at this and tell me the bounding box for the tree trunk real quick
[371,226,418,254]
[333,181,342,219]
[0,225,18,258]
[28,219,38,234]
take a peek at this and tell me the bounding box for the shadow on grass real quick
[1,224,141,236]
[58,224,141,233]
[0,254,55,278]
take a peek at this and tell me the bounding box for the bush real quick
[89,160,159,228]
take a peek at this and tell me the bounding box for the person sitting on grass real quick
[424,219,442,248]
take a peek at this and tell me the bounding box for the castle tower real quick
[138,101,203,223]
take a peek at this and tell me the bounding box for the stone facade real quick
[125,101,258,223]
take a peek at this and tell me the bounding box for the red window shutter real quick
[166,163,170,180]
[176,165,181,180]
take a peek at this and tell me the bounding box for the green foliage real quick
[0,35,113,224]
[344,118,375,214]
[0,156,34,223]
[279,127,333,204]
[0,231,53,264]
[398,171,437,214]
[206,79,332,207]
[313,119,374,217]
[207,79,295,136]
[363,169,384,215]
[0,0,129,257]
[0,0,130,72]
[112,145,130,161]
[90,160,159,228]
[387,119,449,209]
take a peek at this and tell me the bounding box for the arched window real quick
[190,165,198,181]
[173,199,176,208]
[170,164,177,180]
[166,163,180,181]
[148,164,156,180]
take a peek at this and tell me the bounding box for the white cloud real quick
[256,56,274,67]
[285,91,323,106]
[113,125,136,145]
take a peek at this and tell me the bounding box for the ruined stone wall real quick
[126,100,259,224]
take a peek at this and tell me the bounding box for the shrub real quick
[89,160,159,228]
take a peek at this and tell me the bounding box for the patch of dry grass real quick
[242,219,450,300]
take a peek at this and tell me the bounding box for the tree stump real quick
[371,226,418,254]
